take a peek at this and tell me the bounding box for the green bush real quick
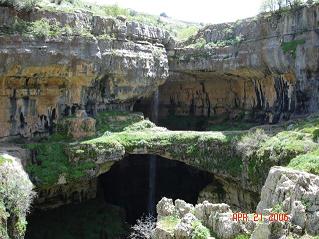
[0,0,39,10]
[237,129,269,158]
[312,128,319,141]
[288,149,319,175]
[30,19,51,38]
[191,221,211,239]
[235,234,250,239]
[176,26,199,41]
[7,18,86,38]
[0,155,35,238]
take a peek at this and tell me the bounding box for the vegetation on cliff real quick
[3,18,94,39]
[23,110,319,194]
[0,0,200,41]
[26,142,96,187]
[0,0,38,10]
[0,154,35,239]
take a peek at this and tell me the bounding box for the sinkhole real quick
[25,154,220,239]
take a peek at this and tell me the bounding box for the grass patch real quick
[288,149,319,175]
[95,111,144,133]
[157,215,180,233]
[234,234,250,239]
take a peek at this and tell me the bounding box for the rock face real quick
[58,110,96,139]
[0,7,169,139]
[257,166,319,235]
[153,166,319,239]
[158,4,319,124]
[2,4,319,138]
[197,177,259,211]
[152,197,253,239]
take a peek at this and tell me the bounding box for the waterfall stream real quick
[148,89,159,215]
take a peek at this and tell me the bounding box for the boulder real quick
[257,166,319,235]
[175,199,194,218]
[174,213,197,239]
[157,197,176,218]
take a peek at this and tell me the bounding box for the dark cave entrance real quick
[25,155,223,239]
[99,154,219,224]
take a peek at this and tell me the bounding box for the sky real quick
[86,0,264,24]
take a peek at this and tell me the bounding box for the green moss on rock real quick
[96,111,144,133]
[26,143,96,187]
[281,39,305,58]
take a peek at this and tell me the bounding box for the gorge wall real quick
[0,7,170,139]
[158,5,319,124]
[1,5,319,138]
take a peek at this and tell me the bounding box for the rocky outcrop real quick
[257,166,319,235]
[157,4,319,124]
[197,177,260,211]
[58,110,96,139]
[153,166,319,239]
[152,198,253,239]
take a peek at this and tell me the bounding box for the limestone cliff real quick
[0,7,169,139]
[1,4,319,138]
[159,4,319,124]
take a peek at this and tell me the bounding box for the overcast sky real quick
[86,0,264,23]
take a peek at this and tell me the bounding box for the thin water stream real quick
[148,89,159,215]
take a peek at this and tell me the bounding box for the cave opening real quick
[99,154,218,224]
[25,155,223,239]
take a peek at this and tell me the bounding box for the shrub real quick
[176,26,199,41]
[0,155,35,238]
[272,203,284,213]
[281,39,306,58]
[237,129,269,158]
[288,149,319,175]
[129,215,155,239]
[0,0,39,10]
[235,234,250,239]
[190,37,206,48]
[191,221,211,239]
[31,19,51,38]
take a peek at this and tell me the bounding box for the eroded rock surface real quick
[158,4,319,124]
[0,6,169,139]
[257,166,319,235]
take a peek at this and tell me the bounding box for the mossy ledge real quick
[25,111,319,195]
[68,112,319,192]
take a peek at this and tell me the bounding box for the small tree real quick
[129,215,156,239]
[260,0,305,12]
